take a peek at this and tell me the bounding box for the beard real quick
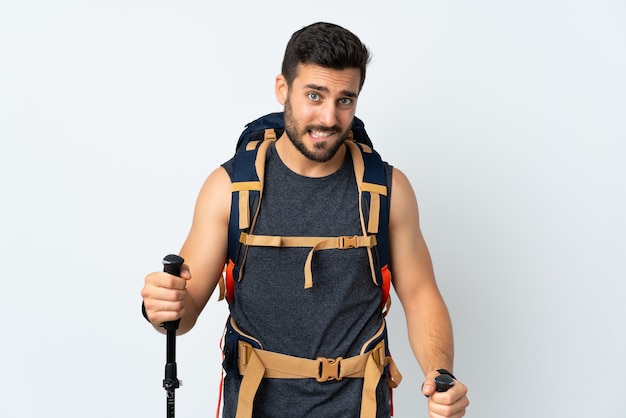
[283,97,351,163]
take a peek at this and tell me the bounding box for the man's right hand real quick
[141,264,192,327]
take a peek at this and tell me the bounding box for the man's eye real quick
[339,98,352,106]
[308,93,320,101]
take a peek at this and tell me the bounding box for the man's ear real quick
[275,74,288,105]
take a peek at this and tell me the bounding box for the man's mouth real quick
[307,127,339,140]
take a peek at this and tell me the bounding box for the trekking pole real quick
[162,254,185,418]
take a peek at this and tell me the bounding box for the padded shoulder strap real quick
[345,141,392,311]
[226,131,276,303]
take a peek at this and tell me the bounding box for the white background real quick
[1,1,625,417]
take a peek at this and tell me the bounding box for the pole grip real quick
[162,254,184,332]
[434,373,455,392]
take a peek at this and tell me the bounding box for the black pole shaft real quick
[162,254,184,418]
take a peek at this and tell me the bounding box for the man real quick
[141,22,469,417]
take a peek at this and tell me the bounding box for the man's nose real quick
[317,102,338,128]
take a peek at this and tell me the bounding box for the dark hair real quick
[281,22,372,91]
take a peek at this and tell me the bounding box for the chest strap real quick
[235,339,401,418]
[238,232,377,289]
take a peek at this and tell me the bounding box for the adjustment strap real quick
[235,339,390,418]
[235,349,264,418]
[303,235,377,289]
[231,136,274,230]
[239,232,377,288]
[231,182,260,230]
[361,182,387,233]
[238,340,378,379]
[345,141,387,289]
[345,141,387,235]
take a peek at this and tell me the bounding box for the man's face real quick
[277,63,361,163]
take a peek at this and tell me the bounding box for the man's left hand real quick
[421,371,470,417]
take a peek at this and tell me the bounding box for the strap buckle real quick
[316,357,343,382]
[371,342,386,367]
[338,236,358,249]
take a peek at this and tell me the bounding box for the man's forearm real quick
[406,298,455,374]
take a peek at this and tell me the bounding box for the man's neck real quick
[274,133,347,178]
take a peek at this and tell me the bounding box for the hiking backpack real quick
[215,113,404,418]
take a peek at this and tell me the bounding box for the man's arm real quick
[389,167,469,416]
[141,166,231,335]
